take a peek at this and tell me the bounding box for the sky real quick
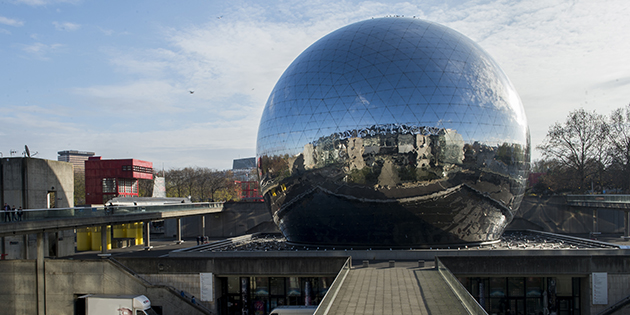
[1,0,629,170]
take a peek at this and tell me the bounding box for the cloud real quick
[52,21,80,31]
[71,80,183,113]
[35,0,628,167]
[18,42,64,59]
[10,0,80,6]
[0,16,24,27]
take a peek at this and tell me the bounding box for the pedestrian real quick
[3,203,11,222]
[191,296,196,305]
[196,235,201,245]
[11,206,16,221]
[17,206,23,221]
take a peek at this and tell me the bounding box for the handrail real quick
[313,257,352,315]
[597,293,630,315]
[108,258,214,314]
[0,202,224,224]
[567,195,630,203]
[436,257,488,315]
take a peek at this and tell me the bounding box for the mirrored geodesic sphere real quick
[256,17,530,247]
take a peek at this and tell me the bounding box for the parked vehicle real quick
[80,294,158,315]
[269,305,317,315]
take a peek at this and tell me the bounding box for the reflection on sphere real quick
[256,17,530,247]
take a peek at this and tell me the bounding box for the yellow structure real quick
[76,222,143,251]
[88,226,111,251]
[76,227,91,251]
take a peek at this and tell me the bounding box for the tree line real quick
[73,167,247,205]
[534,103,630,194]
[152,167,242,202]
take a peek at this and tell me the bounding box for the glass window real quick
[227,277,239,294]
[102,178,116,193]
[489,278,506,298]
[527,297,544,315]
[526,277,542,297]
[252,277,269,296]
[508,277,524,297]
[556,277,572,296]
[287,277,301,297]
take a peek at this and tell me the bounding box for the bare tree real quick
[165,168,186,197]
[163,167,240,201]
[74,171,86,205]
[537,108,608,192]
[607,103,630,191]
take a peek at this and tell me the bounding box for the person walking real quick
[17,206,23,221]
[11,206,16,222]
[3,203,11,222]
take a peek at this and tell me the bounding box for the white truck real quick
[80,294,159,315]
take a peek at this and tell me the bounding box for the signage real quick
[592,272,608,305]
[200,273,213,302]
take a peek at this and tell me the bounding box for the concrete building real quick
[1,157,74,210]
[57,150,95,173]
[0,157,76,260]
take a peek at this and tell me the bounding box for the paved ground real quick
[572,233,630,247]
[64,237,217,259]
[326,260,468,315]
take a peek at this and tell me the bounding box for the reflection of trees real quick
[259,123,530,189]
[259,154,290,180]
[496,143,525,166]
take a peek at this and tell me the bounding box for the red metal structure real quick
[235,180,263,201]
[85,157,153,205]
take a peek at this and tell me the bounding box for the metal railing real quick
[313,257,352,315]
[566,194,630,204]
[108,258,214,314]
[436,257,488,315]
[0,202,224,224]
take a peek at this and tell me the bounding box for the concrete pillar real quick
[100,225,108,256]
[625,211,630,238]
[593,208,599,232]
[200,215,206,236]
[23,234,28,259]
[176,218,182,243]
[36,232,45,315]
[144,221,152,249]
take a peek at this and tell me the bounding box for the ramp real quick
[325,262,469,315]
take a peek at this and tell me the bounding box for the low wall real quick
[0,259,207,315]
[510,196,626,234]
[440,255,630,315]
[166,201,275,238]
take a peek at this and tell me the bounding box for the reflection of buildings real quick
[57,150,95,173]
[84,156,153,205]
[233,157,263,201]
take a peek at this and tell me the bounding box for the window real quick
[102,178,116,193]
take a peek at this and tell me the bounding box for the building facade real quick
[85,157,153,205]
[0,157,74,210]
[57,150,95,173]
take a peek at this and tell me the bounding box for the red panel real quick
[84,157,153,204]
